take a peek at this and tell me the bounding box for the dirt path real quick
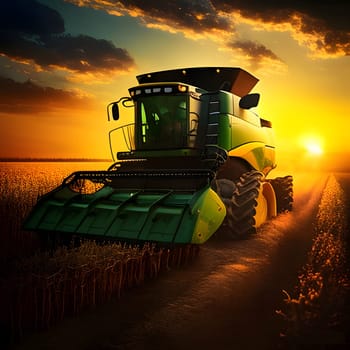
[14,172,328,350]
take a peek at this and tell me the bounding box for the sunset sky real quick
[0,0,349,166]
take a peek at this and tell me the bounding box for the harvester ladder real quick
[205,99,220,146]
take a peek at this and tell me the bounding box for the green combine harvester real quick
[24,67,293,245]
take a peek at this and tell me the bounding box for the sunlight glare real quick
[304,139,323,156]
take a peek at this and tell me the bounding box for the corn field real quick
[0,162,199,342]
[278,174,350,342]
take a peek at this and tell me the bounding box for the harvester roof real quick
[137,67,259,97]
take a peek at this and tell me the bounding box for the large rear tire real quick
[212,171,269,239]
[268,176,293,213]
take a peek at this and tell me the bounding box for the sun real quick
[304,139,323,156]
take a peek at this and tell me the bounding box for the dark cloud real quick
[0,33,134,73]
[137,0,228,31]
[0,76,94,114]
[136,0,231,31]
[0,0,64,36]
[224,1,350,33]
[0,0,135,74]
[67,0,282,67]
[70,0,350,57]
[229,40,281,69]
[68,0,232,34]
[212,0,350,55]
[43,35,134,72]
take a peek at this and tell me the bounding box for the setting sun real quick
[304,140,323,156]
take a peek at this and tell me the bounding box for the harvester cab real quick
[108,67,262,162]
[24,67,293,246]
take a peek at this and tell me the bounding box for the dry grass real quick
[277,175,349,344]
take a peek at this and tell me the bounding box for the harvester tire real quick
[268,176,293,213]
[213,171,264,239]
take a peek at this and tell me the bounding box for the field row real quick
[279,174,349,343]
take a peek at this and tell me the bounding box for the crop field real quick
[0,162,349,348]
[278,174,350,346]
[0,162,199,343]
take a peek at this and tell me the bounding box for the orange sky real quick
[0,0,349,168]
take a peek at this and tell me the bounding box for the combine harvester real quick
[24,67,293,247]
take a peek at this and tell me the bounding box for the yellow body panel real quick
[190,189,226,244]
[228,142,276,175]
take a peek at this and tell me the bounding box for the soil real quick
[13,172,349,350]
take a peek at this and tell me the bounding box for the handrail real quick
[108,123,135,161]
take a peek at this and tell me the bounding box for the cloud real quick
[68,0,350,59]
[0,0,65,36]
[67,0,233,39]
[0,0,135,76]
[66,0,282,69]
[227,40,283,71]
[1,33,134,73]
[0,76,94,114]
[212,0,350,57]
